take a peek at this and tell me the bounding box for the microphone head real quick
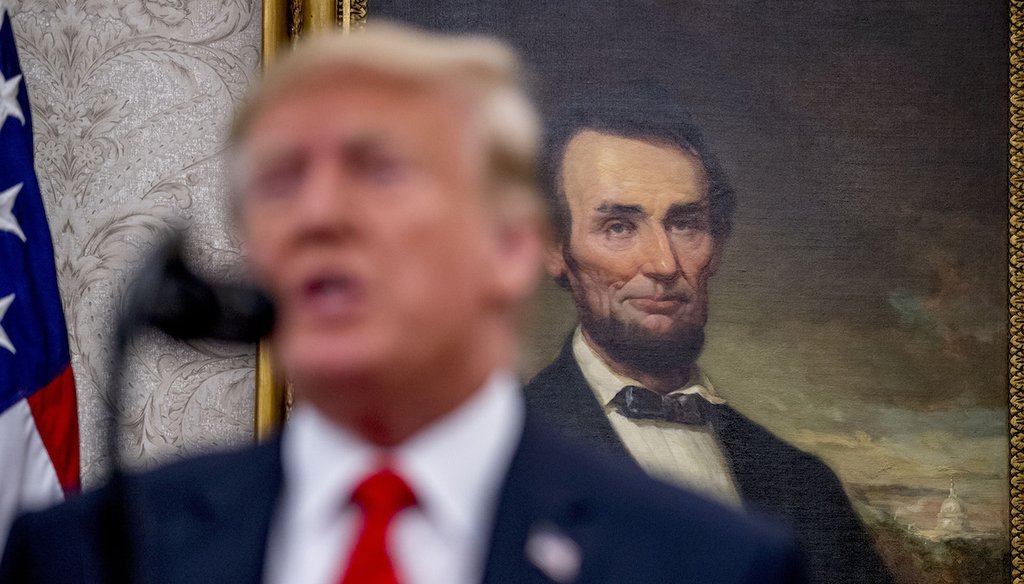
[203,283,276,343]
[122,235,275,342]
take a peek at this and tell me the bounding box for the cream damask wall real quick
[9,0,261,485]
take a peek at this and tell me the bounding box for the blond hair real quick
[231,23,541,216]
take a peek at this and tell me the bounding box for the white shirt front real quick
[572,327,742,508]
[262,372,524,584]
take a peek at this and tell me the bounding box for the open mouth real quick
[299,274,365,318]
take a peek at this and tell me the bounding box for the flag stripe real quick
[0,398,63,553]
[25,365,79,493]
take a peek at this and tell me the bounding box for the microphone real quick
[121,233,275,342]
[100,232,275,584]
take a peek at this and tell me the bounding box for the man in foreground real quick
[525,84,891,583]
[2,26,805,583]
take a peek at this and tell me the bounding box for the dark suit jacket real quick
[1,408,807,584]
[524,340,893,584]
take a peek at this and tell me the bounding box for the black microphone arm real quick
[101,232,275,584]
[120,234,275,343]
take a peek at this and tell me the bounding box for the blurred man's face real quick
[236,72,513,394]
[548,130,718,373]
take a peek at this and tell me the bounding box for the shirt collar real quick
[571,326,726,406]
[282,370,524,543]
[392,371,523,542]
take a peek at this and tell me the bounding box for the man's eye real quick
[360,155,410,185]
[251,167,301,200]
[603,220,636,237]
[668,217,707,234]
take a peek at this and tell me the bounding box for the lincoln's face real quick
[547,130,719,371]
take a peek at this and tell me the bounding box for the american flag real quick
[0,3,80,552]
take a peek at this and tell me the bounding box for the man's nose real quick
[293,159,357,236]
[638,228,681,282]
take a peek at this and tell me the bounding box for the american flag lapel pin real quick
[525,522,581,583]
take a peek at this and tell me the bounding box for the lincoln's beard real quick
[575,301,705,379]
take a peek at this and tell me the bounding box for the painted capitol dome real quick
[937,479,968,533]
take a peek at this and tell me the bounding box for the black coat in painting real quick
[524,340,894,584]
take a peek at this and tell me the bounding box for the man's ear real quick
[544,242,568,280]
[485,197,546,307]
[544,242,573,290]
[706,239,724,277]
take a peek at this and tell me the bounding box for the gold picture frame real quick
[254,0,367,440]
[1009,1,1023,580]
[258,2,1022,580]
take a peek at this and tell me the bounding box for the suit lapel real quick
[707,405,761,497]
[708,404,794,514]
[134,439,284,584]
[524,339,632,464]
[480,412,608,584]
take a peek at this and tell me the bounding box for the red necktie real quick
[338,468,417,584]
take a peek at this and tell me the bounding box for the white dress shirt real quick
[262,372,524,584]
[572,327,742,508]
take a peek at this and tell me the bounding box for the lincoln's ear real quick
[707,239,724,277]
[545,242,568,280]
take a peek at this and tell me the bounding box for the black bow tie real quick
[609,385,708,425]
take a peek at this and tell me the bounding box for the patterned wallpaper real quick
[9,0,261,485]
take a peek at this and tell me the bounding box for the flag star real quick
[0,71,24,128]
[0,293,15,354]
[0,182,25,241]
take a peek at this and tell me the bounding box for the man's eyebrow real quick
[346,132,389,151]
[665,202,709,215]
[593,202,646,217]
[334,132,393,161]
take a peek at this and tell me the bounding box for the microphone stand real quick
[98,315,138,584]
[97,234,274,584]
[98,236,185,584]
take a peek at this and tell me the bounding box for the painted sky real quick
[378,1,1009,532]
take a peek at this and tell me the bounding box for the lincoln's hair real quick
[541,81,736,247]
[229,22,542,220]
